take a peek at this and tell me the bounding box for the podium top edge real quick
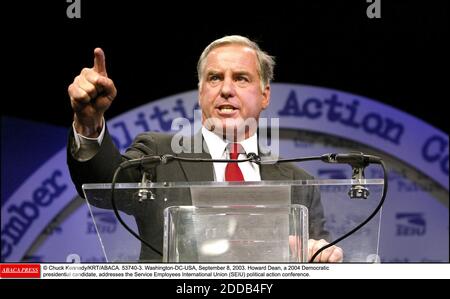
[82,179,384,190]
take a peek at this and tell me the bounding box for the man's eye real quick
[236,76,249,82]
[209,75,220,81]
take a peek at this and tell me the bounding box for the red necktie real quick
[225,143,244,182]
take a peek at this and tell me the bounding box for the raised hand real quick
[68,48,117,137]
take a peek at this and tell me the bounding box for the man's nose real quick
[220,77,235,99]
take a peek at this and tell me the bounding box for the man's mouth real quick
[219,105,235,112]
[216,104,239,115]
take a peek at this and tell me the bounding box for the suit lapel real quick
[177,132,214,182]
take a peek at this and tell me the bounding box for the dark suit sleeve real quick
[67,127,168,193]
[67,128,136,196]
[68,128,167,215]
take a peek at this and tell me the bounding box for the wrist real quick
[73,114,103,138]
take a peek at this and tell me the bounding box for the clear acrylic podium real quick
[83,179,384,263]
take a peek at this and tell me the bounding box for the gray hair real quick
[197,35,275,91]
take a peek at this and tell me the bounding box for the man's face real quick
[199,45,270,140]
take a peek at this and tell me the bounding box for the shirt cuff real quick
[71,118,106,161]
[72,118,105,147]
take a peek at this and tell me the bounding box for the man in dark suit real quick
[67,35,343,262]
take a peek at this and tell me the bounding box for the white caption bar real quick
[39,264,450,279]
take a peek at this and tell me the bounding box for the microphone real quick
[119,155,175,203]
[320,152,381,166]
[246,152,261,163]
[320,152,381,199]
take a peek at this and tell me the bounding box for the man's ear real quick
[261,85,271,110]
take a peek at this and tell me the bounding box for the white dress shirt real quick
[201,127,261,182]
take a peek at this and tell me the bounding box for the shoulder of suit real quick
[134,131,175,143]
[120,132,175,159]
[133,132,176,149]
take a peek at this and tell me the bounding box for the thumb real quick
[93,47,108,76]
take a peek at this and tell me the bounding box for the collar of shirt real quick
[201,126,228,160]
[239,131,259,158]
[201,126,259,158]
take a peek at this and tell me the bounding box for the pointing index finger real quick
[93,48,107,76]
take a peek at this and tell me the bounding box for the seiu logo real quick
[396,213,426,236]
[87,212,117,234]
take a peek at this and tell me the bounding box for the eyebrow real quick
[205,70,222,76]
[205,69,253,76]
[233,71,252,77]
